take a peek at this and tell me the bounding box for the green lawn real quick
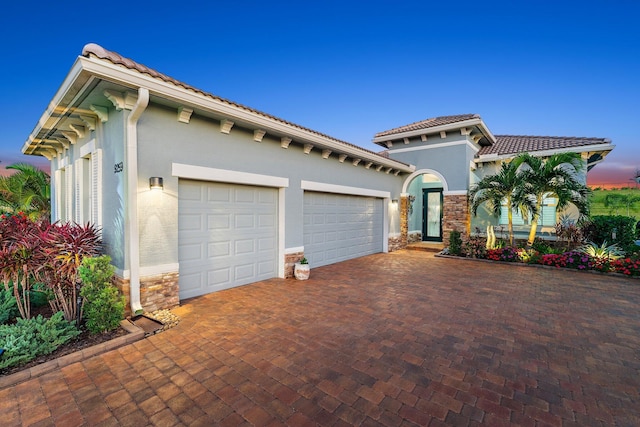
[589,187,640,219]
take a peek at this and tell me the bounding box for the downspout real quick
[126,87,149,315]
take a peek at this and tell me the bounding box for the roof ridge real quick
[496,134,607,140]
[80,43,395,161]
[374,113,481,138]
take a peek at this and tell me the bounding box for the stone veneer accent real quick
[284,252,305,278]
[114,272,180,317]
[388,235,402,252]
[399,195,409,248]
[408,232,422,243]
[442,194,469,246]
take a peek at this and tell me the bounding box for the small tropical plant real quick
[577,241,624,272]
[0,289,19,324]
[464,231,487,259]
[449,230,463,256]
[0,163,51,222]
[299,257,308,265]
[79,256,124,334]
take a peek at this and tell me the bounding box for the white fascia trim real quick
[79,138,96,158]
[285,246,305,254]
[444,190,468,196]
[475,143,616,164]
[172,163,289,188]
[387,139,479,154]
[373,118,496,145]
[301,180,391,199]
[78,57,415,173]
[139,263,180,278]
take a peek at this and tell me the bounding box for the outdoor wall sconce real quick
[149,177,164,190]
[392,199,399,204]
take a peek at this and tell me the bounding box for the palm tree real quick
[0,163,50,221]
[469,160,535,246]
[514,152,590,246]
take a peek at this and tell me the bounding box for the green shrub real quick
[0,289,19,325]
[449,230,462,256]
[582,215,637,253]
[79,256,124,334]
[30,283,51,307]
[0,312,80,370]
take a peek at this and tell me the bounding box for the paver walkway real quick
[2,251,639,426]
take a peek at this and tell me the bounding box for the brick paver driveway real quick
[2,251,640,426]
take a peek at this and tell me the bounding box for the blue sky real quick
[1,1,638,185]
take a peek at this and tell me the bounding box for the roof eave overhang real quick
[474,143,616,164]
[372,118,497,147]
[24,55,415,173]
[22,58,91,155]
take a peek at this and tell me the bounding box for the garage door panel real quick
[208,214,231,230]
[179,180,277,300]
[208,242,230,257]
[303,192,382,268]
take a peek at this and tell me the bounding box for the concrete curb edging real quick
[0,319,145,389]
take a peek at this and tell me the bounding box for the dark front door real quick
[422,189,443,241]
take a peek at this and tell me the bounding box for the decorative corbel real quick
[352,159,361,166]
[55,138,70,149]
[220,119,234,134]
[322,149,332,159]
[80,115,96,131]
[281,137,292,149]
[364,162,373,169]
[178,107,193,124]
[420,135,428,142]
[124,92,138,110]
[385,167,393,174]
[103,90,125,110]
[69,124,86,139]
[61,131,78,145]
[90,105,109,122]
[460,127,472,136]
[375,165,384,171]
[338,154,348,163]
[403,138,410,145]
[472,134,483,143]
[394,170,400,176]
[303,144,314,154]
[440,131,447,139]
[385,141,393,149]
[253,129,266,142]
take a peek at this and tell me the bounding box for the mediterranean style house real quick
[22,44,614,314]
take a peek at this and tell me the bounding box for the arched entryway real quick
[402,170,447,243]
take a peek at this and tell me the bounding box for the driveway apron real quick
[1,251,639,426]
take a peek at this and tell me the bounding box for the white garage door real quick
[178,180,278,300]
[303,192,383,267]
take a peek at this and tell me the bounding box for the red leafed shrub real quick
[1,214,101,321]
[0,213,51,319]
[40,222,102,322]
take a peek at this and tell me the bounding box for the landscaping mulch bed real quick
[1,305,181,379]
[0,303,129,377]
